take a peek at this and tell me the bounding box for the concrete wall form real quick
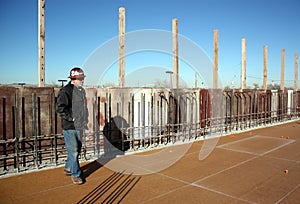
[0,87,299,174]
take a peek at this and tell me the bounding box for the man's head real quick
[68,67,86,87]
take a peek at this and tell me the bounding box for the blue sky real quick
[0,0,299,88]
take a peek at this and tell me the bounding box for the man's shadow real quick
[103,116,130,152]
[81,116,130,180]
[81,160,103,179]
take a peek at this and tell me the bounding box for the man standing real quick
[56,67,88,185]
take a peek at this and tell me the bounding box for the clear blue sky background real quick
[0,0,299,88]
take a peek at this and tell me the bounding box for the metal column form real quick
[102,88,131,151]
[82,88,100,158]
[189,90,199,139]
[233,91,241,130]
[240,91,246,130]
[278,90,288,121]
[265,90,272,124]
[240,90,253,129]
[130,88,158,149]
[209,89,225,134]
[287,90,294,117]
[246,91,254,128]
[271,90,279,123]
[257,90,268,125]
[224,90,233,132]
[199,89,211,132]
[173,89,199,141]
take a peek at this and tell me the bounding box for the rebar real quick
[0,87,299,175]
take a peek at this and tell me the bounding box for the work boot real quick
[72,176,83,185]
[64,169,72,176]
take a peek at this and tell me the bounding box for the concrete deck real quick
[1,120,299,204]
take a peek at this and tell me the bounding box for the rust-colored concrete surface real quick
[1,120,299,204]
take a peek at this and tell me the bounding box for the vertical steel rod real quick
[32,93,38,167]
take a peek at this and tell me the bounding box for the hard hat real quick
[68,67,86,79]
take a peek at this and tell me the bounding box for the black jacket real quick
[56,82,88,130]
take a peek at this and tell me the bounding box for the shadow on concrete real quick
[80,116,130,181]
[77,171,141,204]
[81,160,103,180]
[103,116,130,151]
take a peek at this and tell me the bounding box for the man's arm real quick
[56,89,74,122]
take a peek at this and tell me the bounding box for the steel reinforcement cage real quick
[0,86,299,175]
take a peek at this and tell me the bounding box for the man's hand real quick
[65,115,74,122]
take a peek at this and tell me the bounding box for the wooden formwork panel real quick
[0,87,18,141]
[20,87,64,168]
[19,87,54,137]
[0,87,18,169]
[0,87,68,170]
